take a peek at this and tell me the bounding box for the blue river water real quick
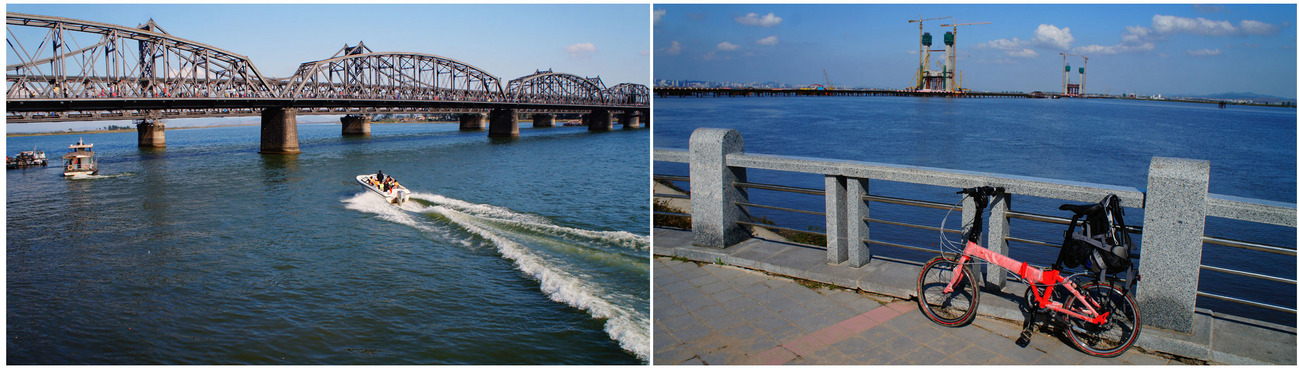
[654,96,1296,325]
[8,122,649,364]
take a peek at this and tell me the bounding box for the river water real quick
[8,122,650,364]
[654,96,1296,325]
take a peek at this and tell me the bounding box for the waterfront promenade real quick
[653,227,1297,365]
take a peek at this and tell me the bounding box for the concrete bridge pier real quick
[341,114,371,136]
[587,109,614,131]
[531,113,555,128]
[488,108,519,137]
[136,118,166,148]
[459,113,487,131]
[259,107,301,155]
[619,111,640,129]
[638,109,650,128]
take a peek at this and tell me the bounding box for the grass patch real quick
[795,278,844,291]
[653,200,691,230]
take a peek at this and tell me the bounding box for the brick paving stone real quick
[766,322,808,342]
[855,347,900,365]
[877,334,921,358]
[1122,350,1171,365]
[692,304,731,321]
[788,313,836,334]
[697,279,731,295]
[902,320,948,347]
[703,312,748,335]
[654,345,697,365]
[672,321,714,344]
[830,335,875,355]
[658,278,695,294]
[678,293,719,311]
[952,344,999,365]
[659,312,701,332]
[678,356,705,365]
[783,333,828,356]
[766,295,805,313]
[1000,344,1049,364]
[842,297,884,313]
[925,334,972,355]
[687,272,723,288]
[899,345,948,365]
[709,287,746,304]
[655,302,690,320]
[751,346,798,365]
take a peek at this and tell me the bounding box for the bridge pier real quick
[488,108,518,137]
[341,114,371,136]
[136,119,166,148]
[587,109,613,131]
[619,111,640,129]
[639,109,650,128]
[259,107,301,155]
[459,113,486,130]
[531,113,555,128]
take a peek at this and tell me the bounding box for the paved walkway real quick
[653,257,1189,365]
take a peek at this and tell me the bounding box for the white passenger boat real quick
[62,138,98,177]
[357,173,410,204]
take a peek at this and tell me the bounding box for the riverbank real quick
[6,123,260,137]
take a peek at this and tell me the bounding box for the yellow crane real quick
[940,22,990,92]
[823,68,834,90]
[908,15,952,90]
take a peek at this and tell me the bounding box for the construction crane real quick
[823,68,834,90]
[908,15,952,90]
[1059,52,1089,96]
[940,22,990,92]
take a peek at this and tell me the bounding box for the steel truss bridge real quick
[6,12,649,123]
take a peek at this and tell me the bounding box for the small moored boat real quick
[357,172,410,204]
[7,147,47,169]
[62,138,97,177]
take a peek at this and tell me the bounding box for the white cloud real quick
[564,42,596,58]
[756,35,778,46]
[1240,20,1278,35]
[1032,24,1074,50]
[638,50,650,56]
[1186,48,1222,56]
[735,12,782,27]
[1152,14,1238,36]
[717,41,740,51]
[1008,49,1038,58]
[653,9,665,25]
[981,37,1033,51]
[701,51,719,61]
[659,40,682,56]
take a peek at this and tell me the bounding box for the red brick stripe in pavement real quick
[755,301,917,364]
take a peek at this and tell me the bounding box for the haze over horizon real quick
[654,4,1297,98]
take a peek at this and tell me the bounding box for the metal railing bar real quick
[1200,264,1296,285]
[1202,236,1296,257]
[861,193,955,211]
[653,193,691,200]
[864,239,942,254]
[653,174,690,182]
[737,220,828,239]
[1006,210,1145,235]
[1007,236,1062,249]
[737,202,826,217]
[1198,292,1296,314]
[735,181,826,196]
[864,216,963,234]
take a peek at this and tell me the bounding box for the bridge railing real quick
[655,127,1296,333]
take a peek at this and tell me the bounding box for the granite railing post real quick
[846,178,870,267]
[986,193,1011,290]
[825,176,849,263]
[689,128,750,248]
[1137,157,1211,333]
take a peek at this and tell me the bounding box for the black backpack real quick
[1055,195,1134,277]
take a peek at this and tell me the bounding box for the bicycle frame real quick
[946,239,1111,325]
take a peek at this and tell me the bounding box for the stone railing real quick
[655,127,1296,333]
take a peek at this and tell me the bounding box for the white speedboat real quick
[357,173,410,205]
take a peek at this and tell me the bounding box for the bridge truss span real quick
[507,69,611,106]
[282,43,505,103]
[6,12,278,103]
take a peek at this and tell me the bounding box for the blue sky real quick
[653,4,1296,98]
[9,4,652,86]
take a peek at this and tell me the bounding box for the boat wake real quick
[67,172,134,180]
[341,190,650,361]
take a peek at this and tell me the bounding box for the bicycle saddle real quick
[1059,203,1102,214]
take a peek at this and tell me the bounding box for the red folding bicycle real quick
[916,186,1141,357]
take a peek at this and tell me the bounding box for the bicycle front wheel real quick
[917,256,980,327]
[1064,283,1141,357]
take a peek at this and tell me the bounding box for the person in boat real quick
[376,170,386,182]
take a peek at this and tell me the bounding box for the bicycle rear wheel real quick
[917,256,980,327]
[1064,283,1141,357]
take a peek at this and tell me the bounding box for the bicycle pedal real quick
[1016,330,1033,347]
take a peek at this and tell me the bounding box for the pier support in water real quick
[488,108,518,137]
[341,114,371,136]
[259,107,301,155]
[531,113,555,128]
[638,109,650,128]
[459,113,486,131]
[618,111,640,129]
[136,118,165,148]
[586,109,613,131]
